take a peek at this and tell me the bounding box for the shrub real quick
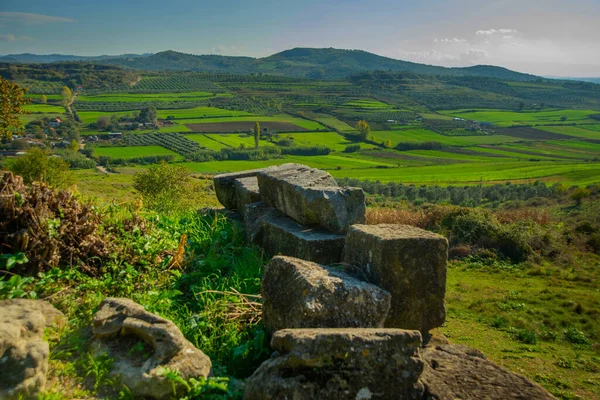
[8,148,74,189]
[133,162,194,214]
[564,327,589,345]
[344,144,361,153]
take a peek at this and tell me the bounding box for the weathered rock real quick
[343,224,448,332]
[233,177,261,217]
[0,299,66,400]
[213,168,265,210]
[420,338,556,399]
[257,164,366,233]
[262,256,391,332]
[244,328,424,400]
[246,203,345,264]
[92,298,211,400]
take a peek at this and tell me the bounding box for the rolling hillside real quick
[2,47,541,81]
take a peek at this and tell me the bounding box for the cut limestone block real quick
[244,328,424,400]
[262,256,391,332]
[246,203,345,265]
[232,177,261,216]
[256,164,366,233]
[343,224,448,332]
[213,168,264,210]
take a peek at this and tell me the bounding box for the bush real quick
[564,327,590,345]
[344,144,361,153]
[8,148,74,189]
[133,162,195,214]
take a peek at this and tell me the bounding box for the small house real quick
[49,118,62,128]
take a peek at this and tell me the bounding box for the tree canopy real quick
[0,77,30,141]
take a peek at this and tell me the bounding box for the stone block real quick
[262,256,391,332]
[257,164,366,233]
[244,328,424,400]
[246,203,345,265]
[213,168,264,210]
[343,224,448,332]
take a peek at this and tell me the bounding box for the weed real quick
[565,327,590,345]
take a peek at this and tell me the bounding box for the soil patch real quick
[495,127,574,140]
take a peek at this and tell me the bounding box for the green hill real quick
[101,48,539,81]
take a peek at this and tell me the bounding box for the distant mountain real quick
[1,48,541,82]
[545,76,600,85]
[0,53,151,64]
[99,48,539,81]
[102,50,256,74]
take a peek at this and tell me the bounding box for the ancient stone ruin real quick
[214,163,556,400]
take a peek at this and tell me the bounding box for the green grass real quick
[23,103,65,113]
[278,132,374,151]
[442,264,600,400]
[156,106,254,119]
[76,92,227,103]
[77,111,138,125]
[93,146,182,160]
[204,134,276,149]
[342,99,391,109]
[439,109,599,127]
[183,134,227,150]
[369,128,519,146]
[181,154,396,174]
[310,113,356,132]
[329,161,600,185]
[181,114,327,130]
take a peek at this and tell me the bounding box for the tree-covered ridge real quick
[0,62,139,90]
[95,47,541,81]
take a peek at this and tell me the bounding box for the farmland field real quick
[187,121,309,133]
[156,106,253,119]
[439,109,598,127]
[93,145,182,160]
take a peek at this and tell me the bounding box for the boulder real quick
[262,256,391,332]
[0,299,66,400]
[257,164,366,233]
[244,328,424,400]
[420,338,556,399]
[343,224,448,332]
[246,202,345,265]
[92,298,211,400]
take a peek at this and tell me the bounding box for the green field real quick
[23,103,65,114]
[342,99,391,109]
[77,92,228,103]
[370,128,519,146]
[93,145,182,160]
[180,114,327,130]
[278,132,374,151]
[156,106,253,119]
[440,109,599,127]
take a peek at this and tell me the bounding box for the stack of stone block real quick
[214,163,447,333]
[213,164,554,400]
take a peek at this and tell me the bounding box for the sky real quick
[0,0,599,77]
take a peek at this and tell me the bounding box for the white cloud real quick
[476,28,518,36]
[212,45,248,56]
[0,33,32,41]
[434,37,467,43]
[0,12,75,24]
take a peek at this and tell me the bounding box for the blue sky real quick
[0,0,598,76]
